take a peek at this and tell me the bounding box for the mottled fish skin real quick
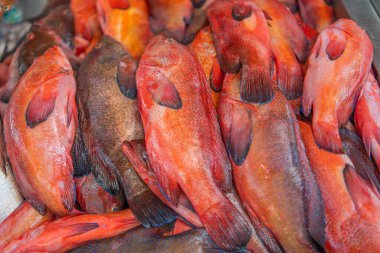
[0,202,54,248]
[302,19,373,153]
[298,0,334,32]
[299,120,380,252]
[96,0,151,59]
[147,0,193,42]
[354,73,380,170]
[77,35,176,228]
[218,73,324,252]
[207,0,274,104]
[252,0,309,100]
[4,46,78,216]
[1,209,140,253]
[0,117,22,223]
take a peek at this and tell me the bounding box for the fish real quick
[4,46,78,216]
[70,0,102,55]
[252,0,309,99]
[77,35,176,228]
[70,227,244,253]
[1,209,140,253]
[218,72,324,252]
[137,35,252,251]
[302,19,373,153]
[298,0,334,32]
[0,202,54,248]
[189,26,224,109]
[147,0,193,42]
[0,117,22,223]
[97,0,151,59]
[299,120,380,252]
[207,0,274,104]
[354,73,380,170]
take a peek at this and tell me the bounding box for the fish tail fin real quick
[128,189,177,228]
[276,59,303,100]
[200,198,252,251]
[312,111,343,153]
[241,65,274,103]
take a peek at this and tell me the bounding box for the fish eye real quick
[95,42,102,49]
[3,5,10,12]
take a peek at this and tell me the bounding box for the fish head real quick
[87,35,128,64]
[0,0,14,17]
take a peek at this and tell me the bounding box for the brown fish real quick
[77,35,176,228]
[218,73,324,252]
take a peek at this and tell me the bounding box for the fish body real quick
[4,46,78,216]
[70,0,102,55]
[298,0,334,32]
[252,0,309,99]
[77,35,175,228]
[218,73,324,252]
[0,202,54,248]
[137,35,252,251]
[207,0,273,103]
[354,73,380,170]
[147,0,193,42]
[299,120,380,252]
[97,0,151,59]
[189,26,223,109]
[2,209,140,253]
[302,19,373,153]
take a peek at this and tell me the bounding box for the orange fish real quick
[207,0,274,103]
[252,0,309,100]
[188,26,224,109]
[299,120,380,252]
[97,0,151,59]
[1,209,140,253]
[354,73,380,170]
[0,202,54,248]
[70,0,102,55]
[298,0,334,32]
[218,73,324,252]
[147,0,193,42]
[302,19,373,153]
[136,35,252,251]
[4,46,78,216]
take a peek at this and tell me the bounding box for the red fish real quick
[218,73,324,252]
[70,0,102,55]
[0,202,54,248]
[97,0,151,59]
[354,73,380,170]
[136,35,252,251]
[252,0,309,99]
[189,26,224,109]
[302,19,373,153]
[298,0,334,32]
[299,120,380,252]
[147,0,193,42]
[1,209,140,253]
[207,0,274,103]
[4,46,78,216]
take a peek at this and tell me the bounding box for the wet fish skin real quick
[147,0,193,42]
[218,73,324,252]
[299,120,380,252]
[77,35,176,228]
[0,202,54,248]
[354,73,380,170]
[137,35,252,251]
[4,46,78,216]
[298,0,334,32]
[207,0,274,104]
[97,0,151,59]
[2,209,140,253]
[302,19,373,153]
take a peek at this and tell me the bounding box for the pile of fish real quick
[0,0,379,252]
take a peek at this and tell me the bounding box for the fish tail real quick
[241,65,274,103]
[312,111,343,153]
[276,59,303,100]
[200,198,252,251]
